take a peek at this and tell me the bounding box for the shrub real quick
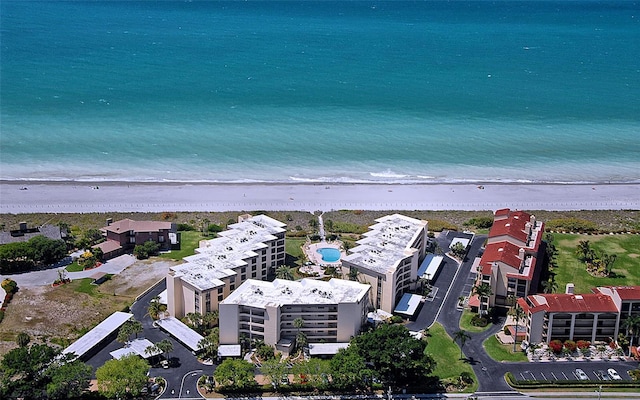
[471,315,488,327]
[207,224,223,233]
[1,279,18,294]
[563,340,577,352]
[177,223,195,231]
[133,241,160,260]
[576,340,590,350]
[546,218,598,233]
[256,343,275,361]
[629,369,640,381]
[390,315,404,324]
[161,212,177,221]
[464,216,494,229]
[549,339,563,354]
[504,326,511,335]
[428,219,458,232]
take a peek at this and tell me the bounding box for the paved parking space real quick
[511,364,632,382]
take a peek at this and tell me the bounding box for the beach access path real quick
[1,182,639,213]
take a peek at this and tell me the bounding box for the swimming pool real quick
[317,247,341,263]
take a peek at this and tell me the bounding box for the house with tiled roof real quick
[474,209,545,312]
[518,285,640,344]
[94,219,178,260]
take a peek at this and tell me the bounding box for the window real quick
[158,235,165,243]
[218,295,223,301]
[252,272,257,278]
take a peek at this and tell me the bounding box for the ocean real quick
[1,1,639,184]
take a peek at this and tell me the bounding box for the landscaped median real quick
[505,372,640,390]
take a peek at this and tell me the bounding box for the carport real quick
[154,317,204,353]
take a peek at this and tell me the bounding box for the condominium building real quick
[475,209,545,310]
[341,214,429,313]
[166,214,286,319]
[518,286,640,344]
[219,278,370,355]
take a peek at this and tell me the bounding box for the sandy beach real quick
[1,181,638,213]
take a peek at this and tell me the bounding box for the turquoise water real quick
[317,248,341,263]
[1,1,639,183]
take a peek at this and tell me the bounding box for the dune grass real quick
[552,234,640,293]
[426,323,478,393]
[483,335,528,362]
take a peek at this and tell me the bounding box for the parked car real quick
[596,370,610,380]
[608,368,622,380]
[575,368,589,380]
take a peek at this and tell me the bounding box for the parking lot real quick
[513,365,631,382]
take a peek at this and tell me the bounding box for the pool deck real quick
[304,241,345,267]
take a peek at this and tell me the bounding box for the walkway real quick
[0,254,136,288]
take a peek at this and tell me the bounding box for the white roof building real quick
[342,214,428,312]
[219,278,370,356]
[166,214,287,318]
[62,311,133,360]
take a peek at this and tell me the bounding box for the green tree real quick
[213,359,256,390]
[275,265,294,280]
[116,319,143,343]
[45,356,92,399]
[541,278,558,294]
[351,324,435,388]
[76,228,104,249]
[261,359,288,390]
[292,358,331,387]
[133,240,160,259]
[96,354,149,399]
[329,345,370,390]
[0,343,59,399]
[15,332,30,348]
[453,330,471,360]
[450,242,467,259]
[575,240,592,262]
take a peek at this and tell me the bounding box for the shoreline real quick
[1,181,638,213]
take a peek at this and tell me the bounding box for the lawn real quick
[459,310,492,333]
[425,323,478,393]
[65,261,84,272]
[159,231,203,261]
[483,335,528,362]
[285,238,306,265]
[552,234,640,293]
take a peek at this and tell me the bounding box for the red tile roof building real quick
[518,286,640,344]
[475,209,545,312]
[94,219,178,260]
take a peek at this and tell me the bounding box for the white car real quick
[608,368,622,380]
[575,368,589,380]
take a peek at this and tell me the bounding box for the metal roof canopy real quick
[417,254,444,281]
[308,342,349,356]
[217,344,242,357]
[394,293,422,317]
[62,311,133,359]
[155,317,204,352]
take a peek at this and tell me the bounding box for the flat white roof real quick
[109,338,161,360]
[450,237,470,249]
[367,309,393,323]
[158,289,168,305]
[170,214,286,291]
[218,344,242,357]
[155,317,204,352]
[417,254,444,280]
[62,311,133,359]
[308,342,349,355]
[342,214,427,275]
[221,278,370,308]
[394,293,422,316]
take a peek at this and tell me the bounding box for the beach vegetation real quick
[546,217,598,233]
[551,233,640,293]
[463,216,493,229]
[74,228,104,250]
[176,222,196,231]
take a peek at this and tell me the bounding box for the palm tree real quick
[155,338,174,361]
[541,278,558,294]
[15,332,30,348]
[146,296,166,320]
[622,315,640,356]
[472,283,492,316]
[204,310,219,328]
[198,328,220,361]
[453,330,471,360]
[293,317,306,352]
[576,240,591,261]
[276,265,294,280]
[508,304,525,352]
